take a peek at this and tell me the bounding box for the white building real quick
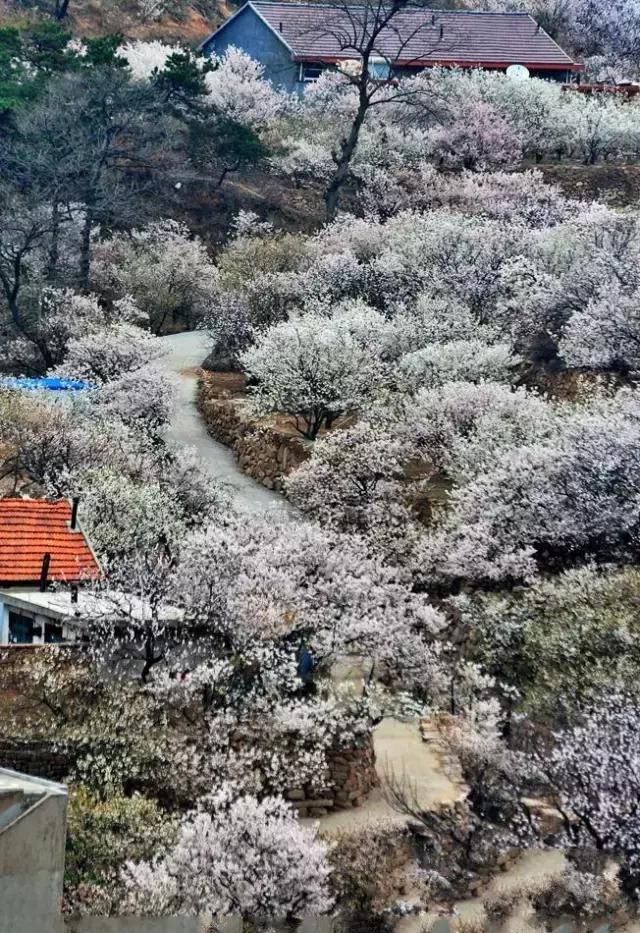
[0,768,68,933]
[0,497,101,646]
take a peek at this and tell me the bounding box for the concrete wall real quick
[0,769,68,933]
[60,918,334,932]
[201,6,301,92]
[60,919,203,933]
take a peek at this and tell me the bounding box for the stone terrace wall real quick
[198,375,310,491]
[286,736,378,817]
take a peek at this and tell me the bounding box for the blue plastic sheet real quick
[1,376,94,392]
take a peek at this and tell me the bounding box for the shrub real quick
[331,828,413,932]
[65,786,178,898]
[529,867,618,921]
[482,884,525,922]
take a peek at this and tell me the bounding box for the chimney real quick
[39,553,51,593]
[70,496,80,530]
[279,20,283,31]
[439,23,443,39]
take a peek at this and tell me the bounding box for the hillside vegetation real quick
[4,0,640,929]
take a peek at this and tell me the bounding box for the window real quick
[45,622,63,644]
[368,58,391,80]
[8,611,34,644]
[300,63,324,83]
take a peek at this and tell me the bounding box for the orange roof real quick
[0,499,101,585]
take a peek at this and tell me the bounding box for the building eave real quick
[292,53,584,71]
[199,0,294,54]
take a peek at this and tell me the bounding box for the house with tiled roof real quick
[0,498,101,646]
[201,1,583,93]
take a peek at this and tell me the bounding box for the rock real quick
[286,789,305,801]
[309,807,329,817]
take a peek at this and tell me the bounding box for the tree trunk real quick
[79,204,93,290]
[46,200,60,282]
[324,95,369,221]
[54,0,71,21]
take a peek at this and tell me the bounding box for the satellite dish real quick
[507,64,530,81]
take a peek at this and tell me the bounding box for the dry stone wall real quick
[198,376,310,491]
[286,737,378,817]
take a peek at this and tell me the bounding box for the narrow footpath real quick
[160,334,466,839]
[308,717,465,837]
[159,331,291,515]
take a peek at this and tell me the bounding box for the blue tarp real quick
[1,376,94,392]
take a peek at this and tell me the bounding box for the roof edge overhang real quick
[0,576,99,588]
[199,0,294,53]
[292,53,584,71]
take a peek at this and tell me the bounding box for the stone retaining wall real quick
[286,736,378,817]
[198,377,310,492]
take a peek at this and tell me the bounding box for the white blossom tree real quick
[204,47,291,129]
[536,693,640,899]
[560,284,640,372]
[397,340,518,393]
[416,391,640,586]
[91,221,219,334]
[428,101,522,172]
[241,309,389,439]
[285,421,417,547]
[122,785,333,921]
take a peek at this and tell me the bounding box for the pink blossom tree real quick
[428,101,523,172]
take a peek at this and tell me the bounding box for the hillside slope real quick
[0,0,229,43]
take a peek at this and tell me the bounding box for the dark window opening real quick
[300,63,324,82]
[8,612,35,644]
[45,622,63,644]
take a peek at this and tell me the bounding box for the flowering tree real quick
[171,515,445,690]
[416,391,640,586]
[455,565,640,720]
[285,421,416,545]
[204,47,290,129]
[428,101,522,171]
[536,693,640,899]
[51,323,174,434]
[91,221,219,334]
[0,287,142,375]
[118,41,177,82]
[241,310,389,439]
[278,1,450,217]
[404,381,553,483]
[574,0,640,68]
[122,785,333,922]
[560,284,640,372]
[397,340,518,392]
[55,325,166,383]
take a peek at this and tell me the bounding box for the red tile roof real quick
[249,2,581,70]
[0,499,101,585]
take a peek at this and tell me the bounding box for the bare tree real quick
[307,0,460,217]
[9,68,181,289]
